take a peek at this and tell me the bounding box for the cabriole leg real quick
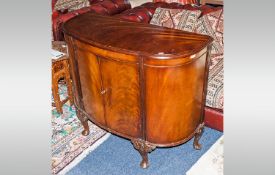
[193,123,204,150]
[76,108,90,136]
[131,139,156,169]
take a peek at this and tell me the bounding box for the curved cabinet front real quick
[67,40,142,139]
[144,52,208,145]
[63,12,213,168]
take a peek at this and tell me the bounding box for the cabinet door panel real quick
[100,58,141,138]
[145,54,207,144]
[75,49,106,125]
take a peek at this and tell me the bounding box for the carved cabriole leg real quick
[193,123,204,150]
[131,139,156,169]
[76,108,90,136]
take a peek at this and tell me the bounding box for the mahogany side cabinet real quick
[63,12,213,168]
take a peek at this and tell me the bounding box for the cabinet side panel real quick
[100,58,141,138]
[145,53,207,144]
[74,48,106,126]
[65,36,82,108]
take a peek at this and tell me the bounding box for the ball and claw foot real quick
[193,123,204,150]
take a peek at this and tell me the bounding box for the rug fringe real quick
[57,133,111,175]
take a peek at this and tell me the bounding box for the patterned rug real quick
[51,84,107,174]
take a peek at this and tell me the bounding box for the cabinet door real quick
[99,57,141,138]
[75,49,106,126]
[145,53,207,145]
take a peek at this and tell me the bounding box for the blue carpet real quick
[67,127,222,175]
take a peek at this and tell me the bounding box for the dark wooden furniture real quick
[63,12,213,168]
[115,2,224,132]
[200,0,223,5]
[52,41,73,114]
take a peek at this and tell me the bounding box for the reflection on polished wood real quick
[63,12,213,168]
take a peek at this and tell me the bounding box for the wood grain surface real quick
[64,12,213,147]
[145,53,207,144]
[63,12,212,59]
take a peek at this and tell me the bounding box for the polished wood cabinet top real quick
[63,12,213,59]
